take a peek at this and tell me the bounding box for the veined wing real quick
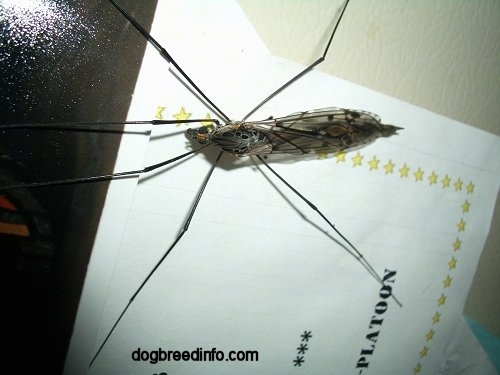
[248,107,402,155]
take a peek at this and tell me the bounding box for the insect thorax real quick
[187,122,271,156]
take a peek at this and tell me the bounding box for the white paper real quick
[66,1,500,374]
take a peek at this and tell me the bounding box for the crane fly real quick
[0,0,410,374]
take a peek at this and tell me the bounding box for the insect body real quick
[188,108,401,156]
[0,0,407,373]
[2,1,491,374]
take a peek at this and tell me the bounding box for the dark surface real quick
[0,1,157,373]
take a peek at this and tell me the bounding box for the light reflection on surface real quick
[0,0,97,118]
[0,0,95,53]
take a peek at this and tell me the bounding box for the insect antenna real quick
[241,0,351,121]
[88,151,224,368]
[256,156,403,307]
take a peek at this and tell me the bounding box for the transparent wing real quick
[248,107,401,155]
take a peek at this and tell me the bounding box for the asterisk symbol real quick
[297,343,309,354]
[293,356,304,367]
[301,331,312,342]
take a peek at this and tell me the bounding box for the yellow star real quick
[454,178,463,191]
[173,106,192,126]
[419,346,429,358]
[448,257,457,270]
[413,362,422,374]
[437,294,447,306]
[453,238,461,251]
[457,218,466,232]
[399,163,410,178]
[414,167,424,182]
[425,329,435,341]
[384,160,395,174]
[466,181,475,194]
[441,174,451,188]
[432,312,441,324]
[461,200,470,213]
[351,152,363,166]
[443,275,452,288]
[335,152,346,163]
[317,151,328,160]
[200,113,216,127]
[368,155,380,170]
[428,171,438,185]
[155,106,166,120]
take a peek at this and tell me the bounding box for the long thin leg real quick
[0,117,218,189]
[0,118,219,131]
[256,155,402,307]
[0,145,210,190]
[107,0,230,123]
[88,150,224,368]
[241,0,351,121]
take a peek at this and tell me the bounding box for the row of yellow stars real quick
[327,151,475,193]
[332,141,476,374]
[412,200,473,373]
[314,113,476,374]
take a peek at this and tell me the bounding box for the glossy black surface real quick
[0,1,157,373]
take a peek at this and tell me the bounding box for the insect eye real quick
[186,127,211,144]
[203,124,215,133]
